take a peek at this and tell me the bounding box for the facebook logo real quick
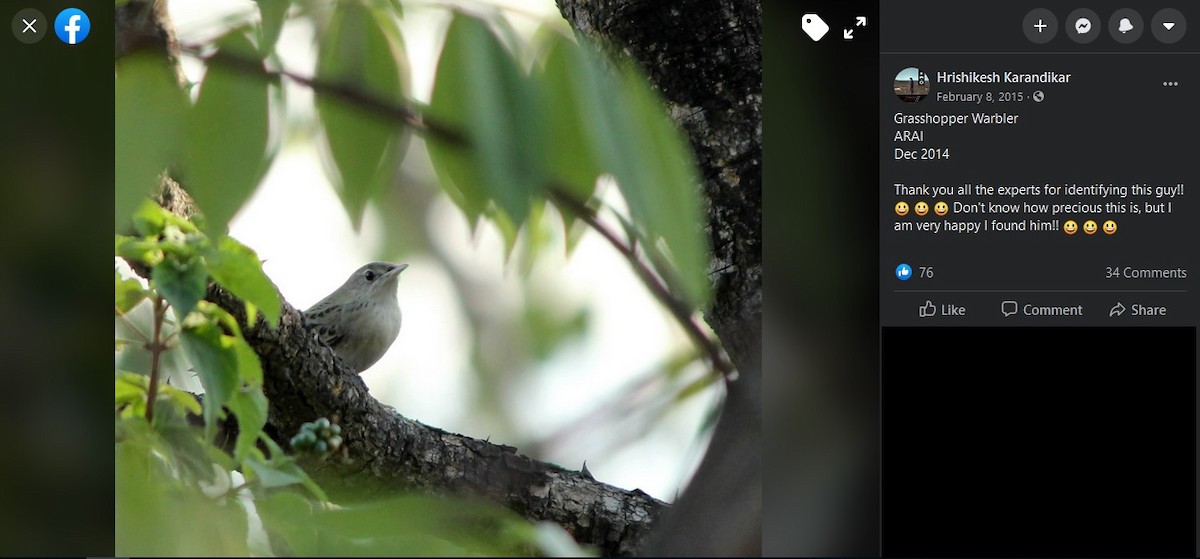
[54,8,90,45]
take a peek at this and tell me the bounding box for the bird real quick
[303,262,408,373]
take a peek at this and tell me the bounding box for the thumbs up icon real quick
[919,300,937,318]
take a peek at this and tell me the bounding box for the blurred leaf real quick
[257,491,319,555]
[261,437,329,500]
[490,204,520,262]
[205,236,281,326]
[116,54,187,231]
[533,521,597,557]
[674,372,720,404]
[517,200,551,276]
[316,3,408,230]
[243,452,327,503]
[180,321,239,435]
[537,35,601,207]
[116,271,148,313]
[117,440,250,556]
[264,490,547,556]
[537,36,710,306]
[156,420,220,482]
[234,337,264,386]
[115,371,148,417]
[185,31,273,236]
[152,257,207,319]
[427,12,546,228]
[312,494,538,556]
[524,297,589,360]
[612,62,710,307]
[161,385,204,417]
[116,235,164,267]
[255,0,290,56]
[132,198,199,237]
[383,0,404,17]
[226,389,268,463]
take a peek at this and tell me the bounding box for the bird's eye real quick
[364,270,376,282]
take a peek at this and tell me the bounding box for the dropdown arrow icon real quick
[1163,22,1176,30]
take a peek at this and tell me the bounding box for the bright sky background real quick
[166,0,720,501]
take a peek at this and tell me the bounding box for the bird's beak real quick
[384,263,409,279]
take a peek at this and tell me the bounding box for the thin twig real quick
[115,306,152,343]
[549,186,734,382]
[169,43,469,148]
[145,296,167,423]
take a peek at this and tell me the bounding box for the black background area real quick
[882,326,1196,558]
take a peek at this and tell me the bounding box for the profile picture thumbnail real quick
[893,67,930,102]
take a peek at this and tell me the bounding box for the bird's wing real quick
[304,301,344,348]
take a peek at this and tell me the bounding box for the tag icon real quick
[802,13,829,41]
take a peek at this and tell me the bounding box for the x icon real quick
[22,18,36,33]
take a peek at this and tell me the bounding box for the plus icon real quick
[1034,18,1048,32]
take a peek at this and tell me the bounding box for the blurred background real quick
[138,0,725,502]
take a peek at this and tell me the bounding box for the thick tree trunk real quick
[555,1,763,555]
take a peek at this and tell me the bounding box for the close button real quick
[12,8,47,44]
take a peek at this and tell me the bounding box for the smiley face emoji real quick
[914,201,929,216]
[934,201,949,216]
[895,201,909,216]
[1063,220,1078,235]
[1083,220,1097,235]
[1103,220,1117,235]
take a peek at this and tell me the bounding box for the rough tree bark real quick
[209,280,665,556]
[556,0,763,555]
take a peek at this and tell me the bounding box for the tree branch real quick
[549,187,734,382]
[203,278,665,556]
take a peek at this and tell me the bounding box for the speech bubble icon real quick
[1001,300,1018,317]
[1119,18,1134,33]
[802,13,829,41]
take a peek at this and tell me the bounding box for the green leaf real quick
[185,32,273,236]
[226,388,268,462]
[234,337,264,386]
[256,491,319,555]
[116,235,164,267]
[180,322,240,435]
[205,237,281,326]
[161,385,204,417]
[116,54,187,231]
[152,257,208,319]
[674,372,719,403]
[427,12,546,228]
[254,438,325,499]
[316,3,408,230]
[244,455,305,488]
[537,34,602,210]
[116,272,149,313]
[534,36,710,305]
[116,371,148,416]
[255,0,290,56]
[131,199,199,237]
[616,63,710,306]
[117,440,251,556]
